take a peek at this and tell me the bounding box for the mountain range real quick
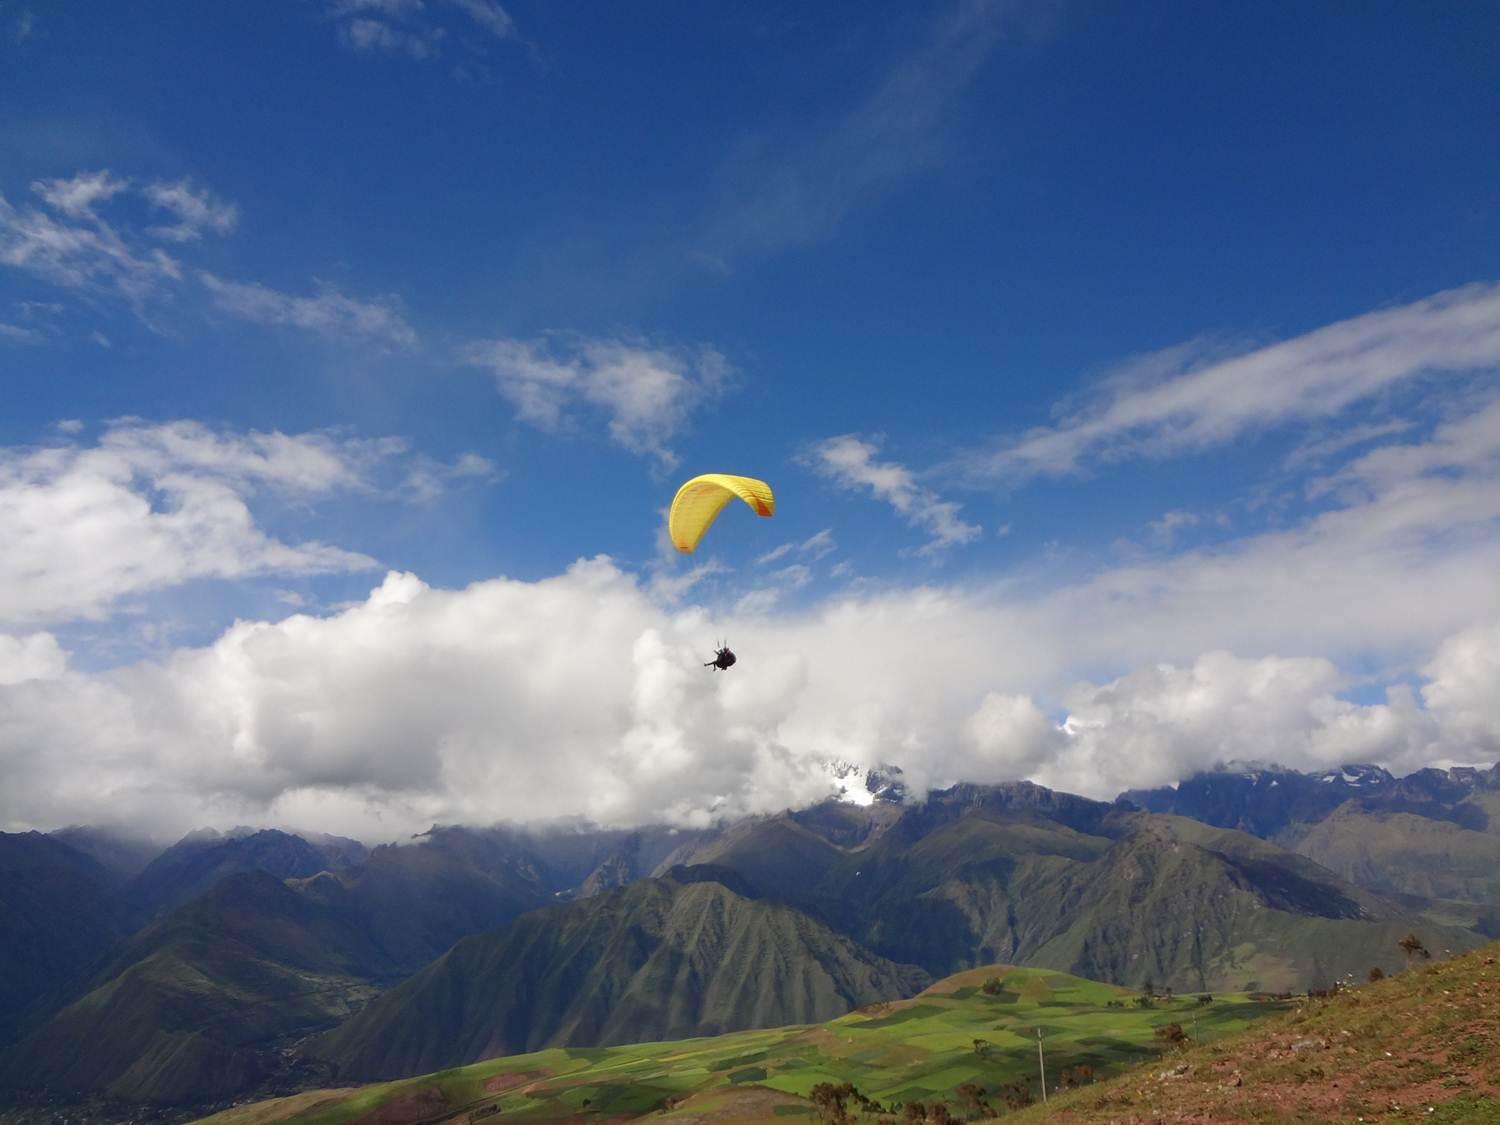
[0,759,1495,1116]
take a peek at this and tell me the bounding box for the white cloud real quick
[1422,621,1500,755]
[966,282,1500,482]
[0,421,394,626]
[0,632,67,685]
[2,381,1498,837]
[1035,653,1439,797]
[3,546,1494,838]
[805,434,980,554]
[463,336,730,468]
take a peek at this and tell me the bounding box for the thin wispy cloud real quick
[142,179,240,243]
[1146,508,1227,547]
[757,528,836,565]
[0,174,191,312]
[702,0,1021,264]
[327,0,516,61]
[462,335,732,469]
[964,281,1500,483]
[1,169,415,346]
[200,273,418,347]
[805,434,980,555]
[0,322,43,345]
[398,451,500,502]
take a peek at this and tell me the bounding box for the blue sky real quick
[2,1,1499,840]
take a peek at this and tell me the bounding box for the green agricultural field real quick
[196,966,1289,1124]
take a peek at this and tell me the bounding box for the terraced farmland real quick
[196,966,1289,1123]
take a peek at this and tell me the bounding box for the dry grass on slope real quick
[1015,942,1500,1124]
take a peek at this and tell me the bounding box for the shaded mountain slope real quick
[0,871,404,1104]
[1123,761,1500,840]
[0,827,582,1105]
[0,831,128,1044]
[290,826,551,973]
[126,828,363,925]
[654,813,848,904]
[49,825,164,880]
[312,869,930,1082]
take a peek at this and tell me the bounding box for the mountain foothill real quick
[1,760,1497,1117]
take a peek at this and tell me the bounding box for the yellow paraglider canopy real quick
[668,474,775,553]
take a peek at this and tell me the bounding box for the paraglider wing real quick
[668,474,775,553]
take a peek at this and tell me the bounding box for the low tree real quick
[902,1101,926,1124]
[972,1037,991,1057]
[996,1080,1034,1110]
[1398,933,1430,968]
[955,1083,988,1116]
[810,1081,858,1125]
[981,976,1005,996]
[1058,1063,1095,1089]
[1368,966,1385,982]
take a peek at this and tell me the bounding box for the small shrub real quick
[1154,1022,1187,1045]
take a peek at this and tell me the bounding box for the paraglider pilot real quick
[705,644,736,671]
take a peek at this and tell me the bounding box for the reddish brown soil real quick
[481,1068,549,1094]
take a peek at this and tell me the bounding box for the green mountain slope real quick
[195,964,1291,1125]
[694,804,1486,991]
[1293,801,1500,904]
[312,869,930,1082]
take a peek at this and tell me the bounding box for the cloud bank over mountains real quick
[2,533,1496,841]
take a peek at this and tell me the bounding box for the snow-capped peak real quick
[817,759,906,805]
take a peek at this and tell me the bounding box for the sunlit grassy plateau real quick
[197,966,1287,1123]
